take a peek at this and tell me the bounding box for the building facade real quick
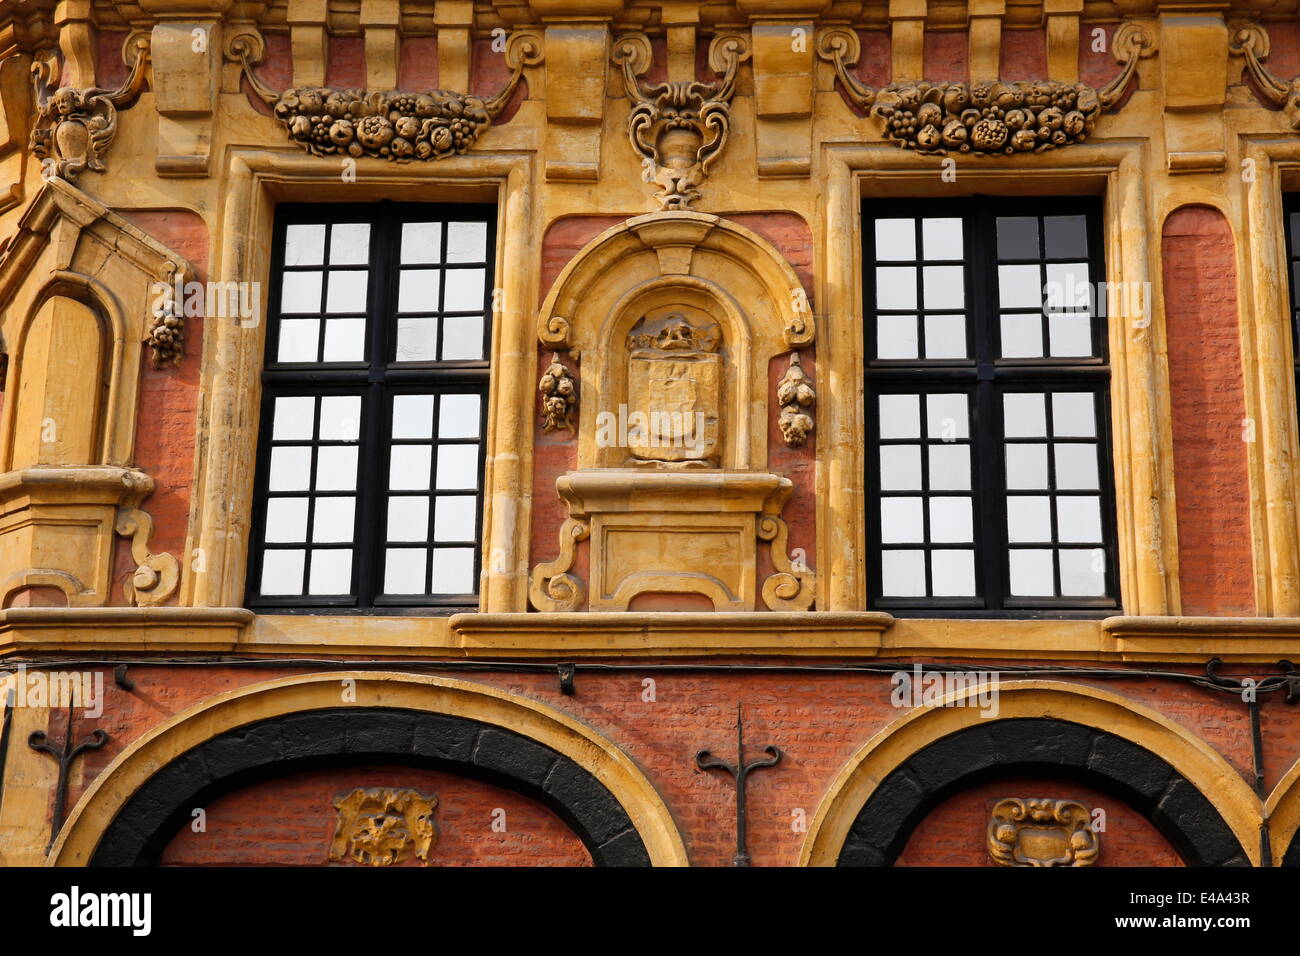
[1,0,1299,867]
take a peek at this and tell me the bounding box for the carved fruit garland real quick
[539,353,578,433]
[777,352,815,447]
[228,32,542,161]
[816,23,1153,156]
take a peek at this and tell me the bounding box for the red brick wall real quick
[1000,29,1047,82]
[925,32,969,84]
[399,36,439,89]
[1079,25,1117,90]
[1161,205,1255,615]
[160,765,591,866]
[896,776,1183,866]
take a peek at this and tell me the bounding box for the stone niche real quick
[530,211,815,612]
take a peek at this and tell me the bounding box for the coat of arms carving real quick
[328,787,438,867]
[626,311,722,465]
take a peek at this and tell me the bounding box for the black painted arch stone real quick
[90,707,651,867]
[837,717,1250,867]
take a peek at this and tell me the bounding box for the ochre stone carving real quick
[817,24,1152,156]
[115,471,180,608]
[625,311,721,465]
[328,788,438,867]
[146,261,185,369]
[1234,23,1300,126]
[29,35,150,181]
[528,517,591,612]
[613,33,749,210]
[777,352,815,448]
[987,797,1099,867]
[229,32,541,161]
[539,353,578,433]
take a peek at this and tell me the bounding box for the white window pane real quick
[308,549,352,594]
[434,496,477,541]
[311,496,355,543]
[1048,313,1092,357]
[922,265,964,310]
[280,271,322,313]
[396,317,439,361]
[442,315,485,360]
[881,549,926,596]
[876,267,916,309]
[390,445,432,490]
[874,219,915,261]
[384,548,427,594]
[1006,444,1048,490]
[998,264,1041,309]
[1003,393,1047,438]
[431,547,475,593]
[1054,444,1100,490]
[284,224,326,265]
[439,394,482,439]
[318,396,361,441]
[924,314,966,359]
[929,497,972,543]
[402,222,443,264]
[264,497,308,543]
[443,269,486,311]
[326,271,368,314]
[1007,495,1051,543]
[922,218,963,259]
[879,445,922,491]
[329,223,370,265]
[315,446,357,491]
[268,446,312,491]
[399,269,440,313]
[1045,262,1091,311]
[926,394,969,440]
[928,445,971,491]
[436,444,479,490]
[881,496,923,543]
[387,496,429,542]
[1000,313,1043,358]
[1009,548,1054,595]
[1057,496,1102,542]
[277,319,319,362]
[272,396,315,440]
[879,394,920,439]
[1052,393,1096,437]
[446,222,488,262]
[1060,549,1106,595]
[877,315,918,359]
[322,318,365,361]
[261,549,305,594]
[393,395,435,439]
[931,549,975,596]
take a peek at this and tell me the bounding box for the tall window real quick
[1283,196,1300,411]
[247,203,495,610]
[864,198,1118,616]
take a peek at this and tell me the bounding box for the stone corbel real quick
[613,32,749,209]
[528,516,590,612]
[1233,22,1300,127]
[227,30,542,161]
[150,18,223,177]
[758,512,815,612]
[749,21,816,177]
[29,33,150,181]
[816,21,1153,155]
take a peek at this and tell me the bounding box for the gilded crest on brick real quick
[626,310,722,465]
[328,788,438,867]
[987,797,1099,867]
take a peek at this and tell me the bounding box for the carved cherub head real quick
[50,88,83,117]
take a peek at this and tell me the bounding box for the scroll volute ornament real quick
[987,798,1099,867]
[1233,23,1300,126]
[613,33,749,210]
[817,23,1153,156]
[29,34,150,181]
[227,31,542,161]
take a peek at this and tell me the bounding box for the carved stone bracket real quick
[817,22,1153,156]
[226,30,542,161]
[758,512,816,611]
[1232,22,1300,126]
[29,33,150,181]
[528,516,590,612]
[613,32,750,209]
[539,352,578,433]
[115,469,180,607]
[777,351,815,447]
[328,787,438,866]
[987,797,1099,867]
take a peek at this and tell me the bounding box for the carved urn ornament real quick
[29,35,150,181]
[613,34,748,210]
[228,32,541,161]
[817,23,1153,156]
[328,788,438,867]
[987,797,1099,867]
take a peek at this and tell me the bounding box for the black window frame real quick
[246,200,496,614]
[863,195,1121,618]
[1282,195,1300,417]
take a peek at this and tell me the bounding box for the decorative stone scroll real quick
[227,32,542,161]
[115,470,180,608]
[29,35,150,181]
[328,788,438,867]
[816,23,1153,156]
[529,517,590,612]
[987,797,1099,867]
[1233,23,1300,126]
[613,33,750,210]
[777,352,815,448]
